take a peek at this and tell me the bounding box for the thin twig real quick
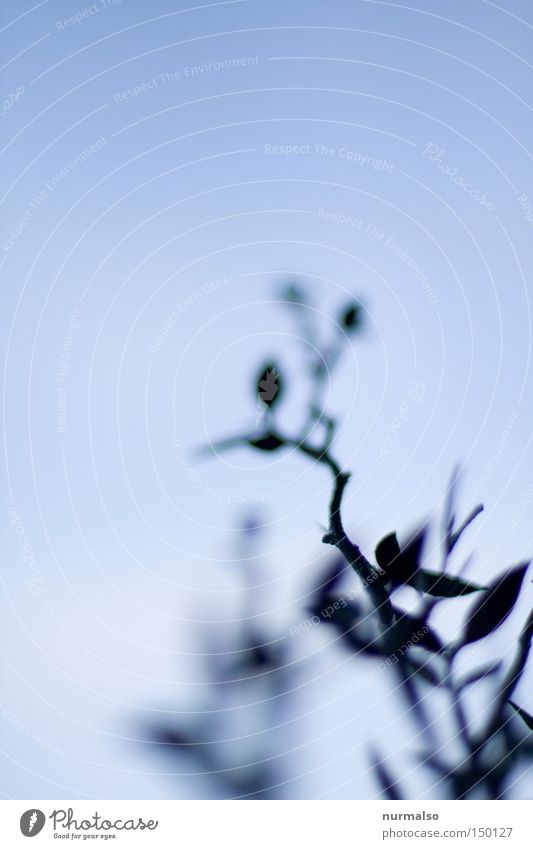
[483,609,533,741]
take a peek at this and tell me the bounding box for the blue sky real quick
[1,0,533,799]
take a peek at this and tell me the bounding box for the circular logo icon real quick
[20,809,46,837]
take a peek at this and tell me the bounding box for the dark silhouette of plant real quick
[144,517,291,800]
[147,629,288,799]
[198,282,533,800]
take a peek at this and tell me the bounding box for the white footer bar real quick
[1,800,530,847]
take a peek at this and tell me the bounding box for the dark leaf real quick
[418,628,444,655]
[247,433,285,452]
[413,570,486,598]
[441,468,484,555]
[390,609,444,655]
[374,529,426,585]
[450,766,490,800]
[241,639,284,671]
[370,751,403,800]
[509,701,533,732]
[442,464,462,553]
[375,532,401,576]
[150,726,194,748]
[457,661,502,691]
[340,301,363,332]
[256,362,282,408]
[449,504,484,552]
[461,563,529,646]
[311,599,363,629]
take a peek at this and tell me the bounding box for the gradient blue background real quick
[1,0,532,798]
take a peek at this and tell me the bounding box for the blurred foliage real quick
[148,281,532,800]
